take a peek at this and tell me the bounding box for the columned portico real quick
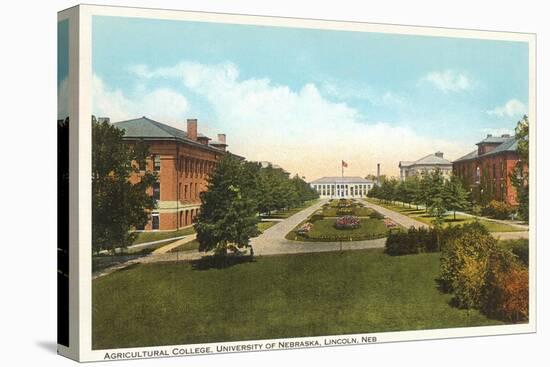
[309,177,374,199]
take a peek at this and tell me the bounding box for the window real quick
[184,184,188,199]
[153,155,161,171]
[178,183,182,200]
[152,213,160,230]
[153,182,160,201]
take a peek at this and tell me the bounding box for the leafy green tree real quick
[443,175,470,220]
[194,155,260,255]
[416,171,432,212]
[92,116,157,254]
[407,176,421,209]
[510,115,529,221]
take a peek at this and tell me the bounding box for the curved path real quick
[250,201,386,255]
[359,199,428,229]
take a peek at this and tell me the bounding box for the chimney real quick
[187,119,197,141]
[217,133,226,144]
[501,134,511,138]
[486,134,493,138]
[435,151,444,158]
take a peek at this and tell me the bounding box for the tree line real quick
[367,169,470,223]
[195,156,319,255]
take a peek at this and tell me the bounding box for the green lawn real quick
[132,226,196,245]
[286,218,389,242]
[261,199,320,219]
[365,199,523,232]
[92,249,502,349]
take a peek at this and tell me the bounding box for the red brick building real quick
[112,116,239,231]
[453,134,521,205]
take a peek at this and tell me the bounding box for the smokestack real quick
[377,163,380,186]
[187,119,197,141]
[217,133,226,144]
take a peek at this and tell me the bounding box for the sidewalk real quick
[364,198,528,231]
[152,234,197,254]
[360,199,428,229]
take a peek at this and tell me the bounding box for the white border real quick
[66,4,537,362]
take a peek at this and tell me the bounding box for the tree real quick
[194,155,260,256]
[443,175,470,220]
[92,116,157,254]
[510,115,529,221]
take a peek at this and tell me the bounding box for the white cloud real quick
[92,74,189,125]
[123,61,471,179]
[319,82,407,108]
[486,99,527,118]
[422,70,472,93]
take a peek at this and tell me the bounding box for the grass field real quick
[365,199,523,232]
[286,218,388,241]
[92,249,502,349]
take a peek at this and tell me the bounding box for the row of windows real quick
[177,182,201,201]
[151,182,203,202]
[144,209,200,230]
[457,161,507,185]
[145,155,216,179]
[177,157,216,178]
[312,184,372,196]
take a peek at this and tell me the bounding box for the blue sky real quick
[91,15,529,179]
[57,19,69,120]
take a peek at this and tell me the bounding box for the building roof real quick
[310,176,374,184]
[476,134,512,145]
[112,116,227,154]
[399,153,452,168]
[453,137,518,163]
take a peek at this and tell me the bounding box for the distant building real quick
[310,177,374,198]
[258,161,289,176]
[453,134,521,205]
[112,116,241,231]
[398,152,452,181]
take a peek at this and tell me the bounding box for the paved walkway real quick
[491,231,529,240]
[362,199,528,240]
[366,198,529,231]
[152,234,197,254]
[92,199,390,278]
[359,199,429,229]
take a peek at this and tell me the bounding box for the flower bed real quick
[296,222,313,235]
[335,215,360,229]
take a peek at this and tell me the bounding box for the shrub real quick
[471,204,482,216]
[439,222,529,321]
[482,250,529,322]
[385,226,438,256]
[500,239,529,267]
[482,200,514,219]
[439,222,495,307]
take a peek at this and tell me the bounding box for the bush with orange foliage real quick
[482,250,529,322]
